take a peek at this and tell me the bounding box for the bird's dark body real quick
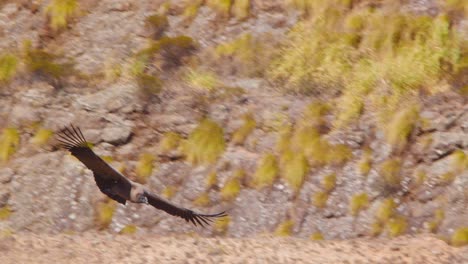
[57,125,226,227]
[70,147,130,204]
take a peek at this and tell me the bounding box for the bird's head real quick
[137,193,148,204]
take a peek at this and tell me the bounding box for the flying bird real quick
[56,124,226,227]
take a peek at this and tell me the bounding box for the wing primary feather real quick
[57,134,82,149]
[61,129,82,146]
[64,126,84,146]
[76,126,87,143]
[71,124,87,144]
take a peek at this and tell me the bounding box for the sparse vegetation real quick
[220,176,241,201]
[0,128,20,162]
[321,173,336,192]
[269,2,463,132]
[375,198,396,223]
[310,232,324,240]
[214,33,272,76]
[385,105,419,150]
[0,206,12,220]
[214,215,231,235]
[144,14,169,39]
[427,208,445,233]
[280,150,309,192]
[30,128,53,146]
[274,219,294,236]
[0,53,18,83]
[45,0,79,31]
[387,216,408,237]
[135,153,155,183]
[312,191,329,209]
[206,0,232,18]
[135,73,162,96]
[231,0,250,20]
[450,149,467,173]
[162,186,177,199]
[193,193,211,207]
[159,132,182,153]
[183,119,226,165]
[95,199,116,229]
[119,224,137,235]
[205,171,218,189]
[350,193,369,216]
[358,148,372,176]
[186,68,220,91]
[251,153,278,189]
[231,113,256,145]
[451,227,468,247]
[23,42,75,83]
[379,158,402,190]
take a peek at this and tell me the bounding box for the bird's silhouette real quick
[57,125,226,227]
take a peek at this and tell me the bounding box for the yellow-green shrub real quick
[0,53,18,83]
[274,219,294,236]
[350,193,369,216]
[162,186,177,199]
[119,224,137,235]
[269,5,463,130]
[231,0,250,20]
[385,104,419,150]
[159,132,182,153]
[427,208,445,233]
[451,227,468,247]
[0,128,19,162]
[185,68,219,91]
[379,158,402,190]
[358,148,372,176]
[375,198,396,223]
[144,14,169,39]
[136,73,162,96]
[312,191,329,209]
[214,215,231,234]
[206,0,232,17]
[220,177,241,201]
[0,206,12,220]
[45,0,78,31]
[193,193,211,207]
[280,150,309,192]
[24,43,74,80]
[95,199,116,229]
[310,232,324,240]
[450,149,467,173]
[232,113,256,145]
[30,128,53,146]
[205,171,218,189]
[135,153,154,183]
[387,216,408,237]
[183,119,226,165]
[214,33,271,76]
[251,153,278,189]
[321,173,336,192]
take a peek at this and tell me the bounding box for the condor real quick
[57,125,226,227]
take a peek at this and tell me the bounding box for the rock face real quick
[0,0,467,245]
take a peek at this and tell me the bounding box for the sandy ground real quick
[0,233,467,264]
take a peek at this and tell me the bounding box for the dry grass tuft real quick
[274,219,294,236]
[251,153,278,189]
[0,127,19,162]
[232,113,256,145]
[135,153,155,184]
[350,193,369,216]
[183,119,226,165]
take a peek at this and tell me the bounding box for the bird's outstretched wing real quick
[145,191,227,227]
[57,124,131,204]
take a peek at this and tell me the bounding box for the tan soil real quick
[0,233,466,264]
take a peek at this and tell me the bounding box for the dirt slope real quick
[1,233,467,264]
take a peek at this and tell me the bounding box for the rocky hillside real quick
[0,0,467,248]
